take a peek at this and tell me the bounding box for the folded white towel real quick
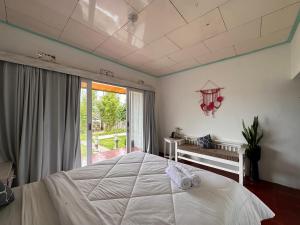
[175,164,201,187]
[165,165,192,190]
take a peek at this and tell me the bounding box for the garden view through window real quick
[80,81,143,166]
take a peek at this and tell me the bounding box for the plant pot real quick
[249,160,259,181]
[246,146,261,181]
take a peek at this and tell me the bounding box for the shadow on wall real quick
[259,123,300,188]
[260,146,300,188]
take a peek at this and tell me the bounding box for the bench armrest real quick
[176,139,186,146]
[238,144,247,155]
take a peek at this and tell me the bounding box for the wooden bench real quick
[175,139,246,185]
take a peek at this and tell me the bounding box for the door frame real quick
[82,80,132,165]
[126,88,144,153]
[86,80,93,165]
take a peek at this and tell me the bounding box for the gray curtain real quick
[0,61,81,185]
[143,91,158,155]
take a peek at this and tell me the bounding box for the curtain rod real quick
[0,51,155,92]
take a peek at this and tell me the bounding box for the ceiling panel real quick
[261,3,300,36]
[6,0,75,30]
[170,0,229,22]
[94,39,141,60]
[113,28,145,48]
[220,0,300,29]
[154,67,175,76]
[143,57,176,70]
[169,58,199,72]
[125,0,186,43]
[95,29,144,59]
[0,0,6,20]
[60,19,107,51]
[125,0,153,12]
[235,27,290,54]
[120,51,153,67]
[136,37,179,60]
[167,8,226,48]
[94,47,122,60]
[2,0,299,76]
[196,46,236,65]
[72,0,134,36]
[35,0,77,16]
[6,8,62,39]
[204,18,260,51]
[168,42,210,62]
[168,53,194,64]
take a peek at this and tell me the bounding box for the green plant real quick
[242,116,263,161]
[242,116,264,181]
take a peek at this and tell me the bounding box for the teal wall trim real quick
[161,7,300,78]
[1,6,300,78]
[288,7,300,42]
[0,20,157,78]
[159,41,289,78]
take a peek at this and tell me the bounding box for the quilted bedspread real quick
[0,151,275,225]
[65,151,274,225]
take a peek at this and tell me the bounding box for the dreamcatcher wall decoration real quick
[196,80,224,116]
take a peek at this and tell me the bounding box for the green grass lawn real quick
[95,128,126,136]
[80,131,126,163]
[99,135,126,149]
[80,128,126,142]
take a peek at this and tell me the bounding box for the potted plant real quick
[242,116,263,181]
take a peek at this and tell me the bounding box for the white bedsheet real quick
[0,152,275,225]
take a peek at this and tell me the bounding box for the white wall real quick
[291,25,300,79]
[158,44,300,189]
[1,21,300,189]
[0,23,157,87]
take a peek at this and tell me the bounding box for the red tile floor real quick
[92,149,127,163]
[178,160,300,225]
[92,151,300,225]
[91,147,141,164]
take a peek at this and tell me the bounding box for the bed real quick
[0,151,274,225]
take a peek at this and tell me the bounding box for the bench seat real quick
[178,144,239,162]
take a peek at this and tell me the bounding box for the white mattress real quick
[0,151,274,225]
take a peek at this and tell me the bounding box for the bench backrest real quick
[213,140,242,153]
[183,137,244,153]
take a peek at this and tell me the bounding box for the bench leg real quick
[163,141,166,158]
[169,143,175,160]
[239,153,244,185]
[175,142,179,162]
[239,169,243,185]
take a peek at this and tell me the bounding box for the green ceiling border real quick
[0,19,157,78]
[288,6,300,42]
[1,6,300,79]
[160,7,300,78]
[159,41,288,77]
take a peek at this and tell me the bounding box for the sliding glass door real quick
[80,81,143,166]
[127,89,144,153]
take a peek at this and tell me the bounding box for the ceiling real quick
[0,0,299,77]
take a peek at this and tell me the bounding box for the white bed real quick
[0,151,274,225]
